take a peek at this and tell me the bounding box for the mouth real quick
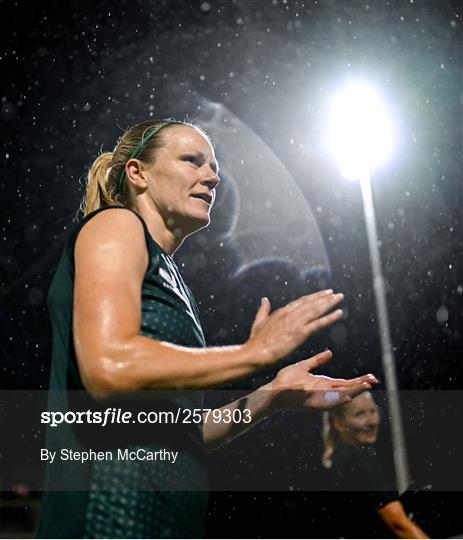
[191,193,213,205]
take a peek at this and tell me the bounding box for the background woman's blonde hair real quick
[80,119,208,217]
[321,407,345,469]
[321,391,376,468]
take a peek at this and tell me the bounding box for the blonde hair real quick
[321,407,345,469]
[80,119,208,216]
[321,391,375,468]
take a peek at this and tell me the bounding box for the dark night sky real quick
[0,0,462,535]
[1,0,462,386]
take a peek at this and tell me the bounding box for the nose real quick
[366,412,379,427]
[200,169,220,191]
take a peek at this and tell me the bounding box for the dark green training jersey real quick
[37,206,209,538]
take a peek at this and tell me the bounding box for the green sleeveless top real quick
[37,206,209,538]
[49,205,206,386]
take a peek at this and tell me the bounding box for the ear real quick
[125,159,149,189]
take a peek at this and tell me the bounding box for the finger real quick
[328,378,349,387]
[305,308,343,334]
[330,376,377,390]
[360,373,379,384]
[342,381,372,398]
[335,374,379,387]
[252,297,271,328]
[299,293,344,321]
[322,381,372,408]
[298,350,333,371]
[286,289,334,311]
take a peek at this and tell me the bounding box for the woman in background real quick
[322,391,429,538]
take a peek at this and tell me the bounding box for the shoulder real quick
[80,207,145,234]
[76,207,146,246]
[74,207,149,270]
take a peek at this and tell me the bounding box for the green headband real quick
[117,120,184,193]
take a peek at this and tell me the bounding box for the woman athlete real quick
[37,119,377,538]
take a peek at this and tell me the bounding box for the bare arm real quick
[378,501,429,539]
[202,384,274,453]
[73,209,344,400]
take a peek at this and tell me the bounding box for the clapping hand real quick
[247,291,344,367]
[268,350,378,410]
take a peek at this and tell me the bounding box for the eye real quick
[182,154,200,166]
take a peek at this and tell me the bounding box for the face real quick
[334,393,380,446]
[141,125,220,237]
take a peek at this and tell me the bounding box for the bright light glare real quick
[328,82,394,181]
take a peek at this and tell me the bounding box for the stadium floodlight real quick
[328,81,394,182]
[327,81,409,494]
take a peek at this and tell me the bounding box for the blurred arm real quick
[378,500,429,539]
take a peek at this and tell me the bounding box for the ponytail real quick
[80,152,122,216]
[321,411,339,469]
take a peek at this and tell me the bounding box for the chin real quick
[360,436,377,445]
[185,213,211,235]
[194,211,211,227]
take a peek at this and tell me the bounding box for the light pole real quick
[328,81,409,493]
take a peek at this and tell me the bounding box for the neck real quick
[339,434,359,447]
[132,199,186,256]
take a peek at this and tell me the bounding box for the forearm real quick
[378,502,429,539]
[391,522,429,539]
[82,335,264,399]
[203,383,275,452]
